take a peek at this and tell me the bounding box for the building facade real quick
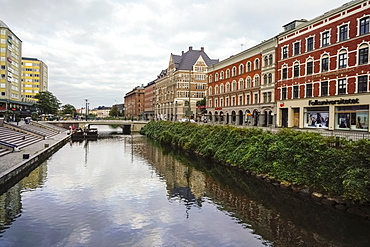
[21,57,48,102]
[143,80,155,121]
[124,85,144,119]
[207,38,277,126]
[155,46,218,121]
[0,20,24,118]
[276,0,370,131]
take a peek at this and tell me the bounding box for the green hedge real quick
[140,121,370,203]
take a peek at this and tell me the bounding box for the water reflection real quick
[0,133,369,247]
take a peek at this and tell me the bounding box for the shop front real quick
[277,95,370,132]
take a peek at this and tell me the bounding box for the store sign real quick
[308,98,359,106]
[313,68,355,79]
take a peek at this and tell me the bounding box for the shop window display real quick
[305,107,329,128]
[336,105,369,131]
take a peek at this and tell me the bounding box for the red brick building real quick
[143,80,155,120]
[124,85,144,119]
[276,0,370,131]
[207,38,277,126]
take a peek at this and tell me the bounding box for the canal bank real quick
[0,130,71,191]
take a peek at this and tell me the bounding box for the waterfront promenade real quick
[0,129,70,176]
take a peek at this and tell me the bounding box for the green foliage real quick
[141,121,370,203]
[61,104,77,116]
[34,91,61,115]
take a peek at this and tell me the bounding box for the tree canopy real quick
[61,104,77,116]
[34,91,61,115]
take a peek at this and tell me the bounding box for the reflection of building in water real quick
[0,164,47,231]
[138,141,206,208]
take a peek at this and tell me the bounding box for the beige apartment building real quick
[155,46,218,121]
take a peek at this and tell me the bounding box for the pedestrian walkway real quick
[0,130,70,175]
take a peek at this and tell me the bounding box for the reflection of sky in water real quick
[0,137,268,247]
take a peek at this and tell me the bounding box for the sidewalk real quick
[0,130,70,175]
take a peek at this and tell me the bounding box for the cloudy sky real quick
[1,0,350,109]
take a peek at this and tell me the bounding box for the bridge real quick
[46,120,148,134]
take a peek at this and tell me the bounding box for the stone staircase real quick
[0,127,43,157]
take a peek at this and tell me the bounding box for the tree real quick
[196,97,207,115]
[61,104,77,116]
[34,91,61,115]
[109,105,118,117]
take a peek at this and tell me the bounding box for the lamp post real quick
[85,99,88,121]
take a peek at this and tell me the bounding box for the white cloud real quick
[0,0,350,108]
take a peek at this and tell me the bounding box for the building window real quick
[232,67,236,76]
[282,67,288,79]
[226,69,230,78]
[267,92,272,102]
[321,56,329,72]
[254,75,260,86]
[293,85,299,99]
[294,42,300,55]
[239,64,244,74]
[282,46,288,59]
[281,88,287,100]
[254,94,258,104]
[359,17,369,35]
[246,95,250,105]
[307,37,314,51]
[359,46,369,65]
[307,61,313,75]
[263,74,268,85]
[321,31,330,47]
[239,95,243,105]
[338,79,346,95]
[263,92,267,103]
[338,50,347,69]
[358,75,368,93]
[247,62,251,72]
[246,78,251,88]
[269,54,273,65]
[339,24,348,41]
[268,73,272,84]
[264,56,268,67]
[255,59,260,70]
[306,84,312,98]
[293,64,299,77]
[321,81,328,96]
[220,71,224,79]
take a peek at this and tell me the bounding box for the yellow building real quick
[21,57,48,102]
[0,20,23,116]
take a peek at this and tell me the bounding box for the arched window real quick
[209,75,213,83]
[247,62,251,72]
[239,79,244,90]
[268,73,272,84]
[269,54,273,65]
[246,77,251,88]
[232,67,237,76]
[321,53,329,72]
[208,86,213,95]
[215,85,219,94]
[215,73,219,81]
[263,74,268,85]
[232,81,237,91]
[264,56,268,67]
[226,69,230,78]
[220,71,224,79]
[226,82,230,92]
[220,84,224,94]
[254,59,260,70]
[338,49,348,69]
[239,64,244,74]
[254,75,260,86]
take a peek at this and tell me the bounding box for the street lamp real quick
[85,99,88,121]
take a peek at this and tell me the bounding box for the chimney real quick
[201,47,204,52]
[189,46,193,51]
[182,51,184,55]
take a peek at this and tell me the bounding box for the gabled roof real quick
[171,47,219,71]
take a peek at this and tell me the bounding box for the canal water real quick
[0,127,370,247]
